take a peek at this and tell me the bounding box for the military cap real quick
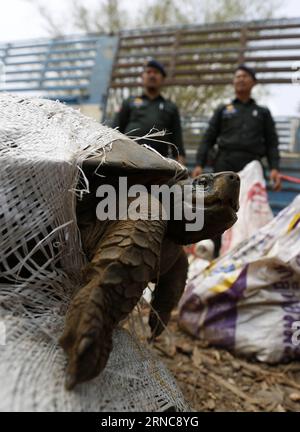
[145,59,167,77]
[235,64,257,81]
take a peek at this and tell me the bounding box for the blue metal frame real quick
[0,35,118,109]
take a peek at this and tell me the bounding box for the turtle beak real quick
[212,172,240,212]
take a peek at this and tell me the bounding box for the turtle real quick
[59,135,240,390]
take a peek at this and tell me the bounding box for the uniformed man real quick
[192,64,281,257]
[192,64,281,192]
[112,59,186,164]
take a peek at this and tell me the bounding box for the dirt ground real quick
[129,305,300,412]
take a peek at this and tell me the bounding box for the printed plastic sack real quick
[221,160,273,255]
[179,195,300,363]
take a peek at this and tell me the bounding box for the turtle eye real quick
[193,176,209,190]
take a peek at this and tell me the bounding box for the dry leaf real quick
[192,346,202,367]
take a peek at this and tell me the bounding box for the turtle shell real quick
[82,136,188,186]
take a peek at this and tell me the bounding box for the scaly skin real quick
[60,197,167,390]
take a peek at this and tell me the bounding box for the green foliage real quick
[135,0,190,27]
[202,0,278,23]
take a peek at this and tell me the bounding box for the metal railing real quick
[112,18,300,89]
[0,34,118,107]
[182,116,300,153]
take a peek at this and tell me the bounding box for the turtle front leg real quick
[149,246,188,339]
[60,216,166,390]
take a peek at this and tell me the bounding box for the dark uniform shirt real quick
[196,98,280,172]
[112,94,185,158]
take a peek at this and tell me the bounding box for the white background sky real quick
[0,0,299,116]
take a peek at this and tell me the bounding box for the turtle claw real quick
[77,335,94,357]
[65,372,77,391]
[60,327,112,390]
[63,334,104,391]
[59,285,113,390]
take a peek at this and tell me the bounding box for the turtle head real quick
[166,171,240,245]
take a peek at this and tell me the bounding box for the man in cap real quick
[112,59,186,164]
[192,64,281,256]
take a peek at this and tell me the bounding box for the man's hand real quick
[192,165,203,178]
[177,155,186,166]
[270,169,281,191]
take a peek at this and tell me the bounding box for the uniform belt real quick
[219,149,262,159]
